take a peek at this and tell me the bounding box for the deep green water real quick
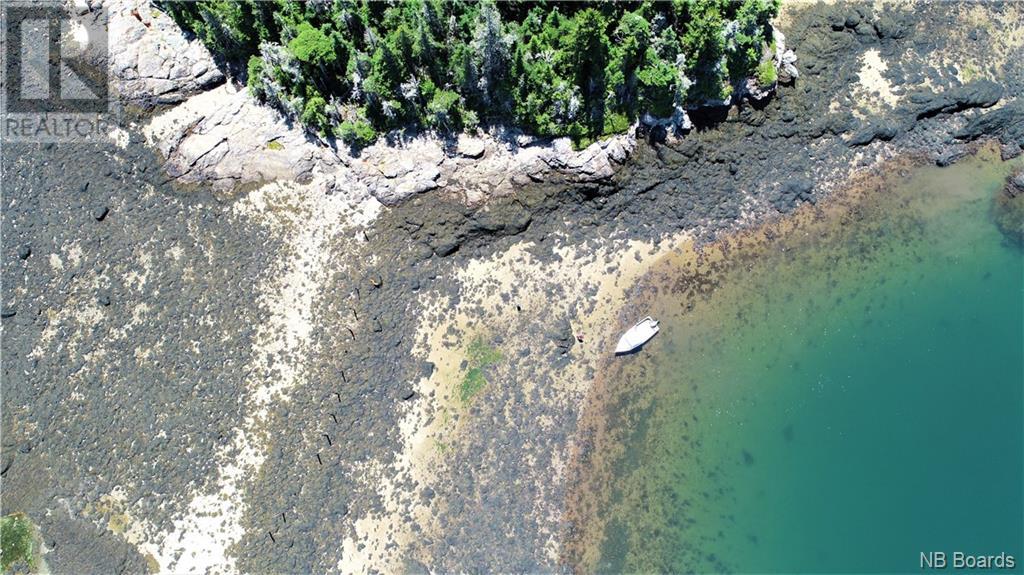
[594,150,1023,573]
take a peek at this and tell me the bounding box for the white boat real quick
[615,317,660,354]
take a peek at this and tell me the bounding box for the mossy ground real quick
[1,513,38,573]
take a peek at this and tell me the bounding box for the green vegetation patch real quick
[458,337,503,404]
[157,0,781,144]
[336,118,378,148]
[1,513,39,573]
[756,59,777,86]
[961,63,984,82]
[459,367,487,403]
[266,140,285,151]
[467,336,503,365]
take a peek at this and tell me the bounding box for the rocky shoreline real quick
[2,1,1023,573]
[141,80,638,208]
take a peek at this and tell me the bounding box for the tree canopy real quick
[158,0,781,146]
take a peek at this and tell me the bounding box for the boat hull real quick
[615,317,660,354]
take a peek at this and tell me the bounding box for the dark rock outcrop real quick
[955,100,1024,147]
[848,122,900,146]
[909,80,1003,120]
[772,178,815,211]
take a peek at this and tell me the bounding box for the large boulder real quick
[382,167,442,205]
[847,121,900,146]
[770,30,798,84]
[873,14,910,39]
[743,78,777,103]
[640,110,693,137]
[542,137,636,181]
[955,100,1024,147]
[456,136,487,159]
[909,80,1003,120]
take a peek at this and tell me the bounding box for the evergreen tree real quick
[160,0,784,146]
[607,10,651,115]
[560,8,609,134]
[472,1,510,114]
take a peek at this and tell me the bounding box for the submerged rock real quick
[1007,171,1024,197]
[993,168,1024,247]
[1000,141,1023,161]
[935,148,968,167]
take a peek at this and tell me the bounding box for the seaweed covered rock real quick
[993,168,1024,247]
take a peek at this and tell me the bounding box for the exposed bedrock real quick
[67,0,225,107]
[956,100,1024,150]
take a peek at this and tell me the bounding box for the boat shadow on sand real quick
[614,345,650,357]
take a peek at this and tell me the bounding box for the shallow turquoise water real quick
[593,152,1023,573]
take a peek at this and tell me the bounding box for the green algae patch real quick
[83,492,133,537]
[457,337,503,404]
[459,368,487,403]
[144,553,161,574]
[1,513,40,573]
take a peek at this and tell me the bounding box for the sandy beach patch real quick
[853,49,900,114]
